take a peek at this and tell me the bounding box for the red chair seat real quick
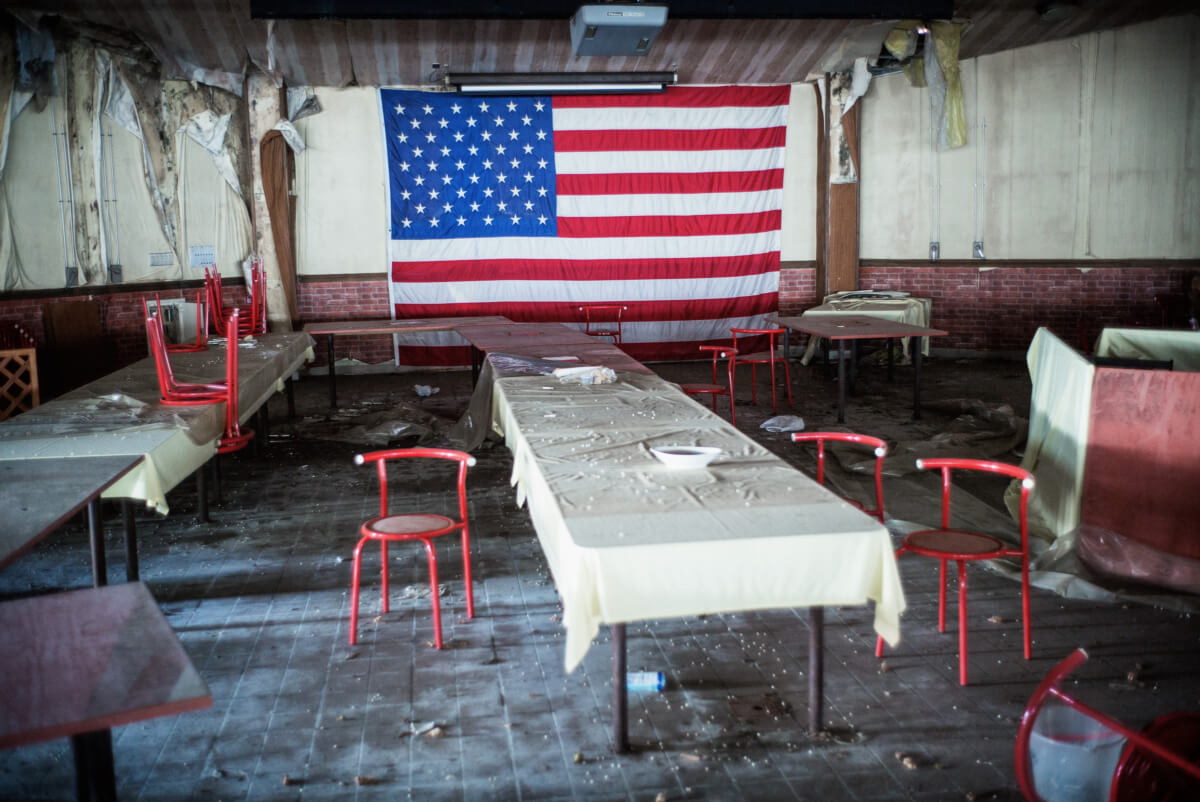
[905,529,1007,557]
[739,350,785,363]
[680,382,726,395]
[363,513,457,538]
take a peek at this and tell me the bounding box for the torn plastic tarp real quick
[182,109,242,198]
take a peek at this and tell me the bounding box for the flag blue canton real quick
[382,89,558,240]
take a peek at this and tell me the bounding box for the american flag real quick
[380,84,790,365]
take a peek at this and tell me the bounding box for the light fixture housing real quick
[446,71,677,96]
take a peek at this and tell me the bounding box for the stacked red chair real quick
[731,327,792,411]
[204,262,267,338]
[141,291,209,353]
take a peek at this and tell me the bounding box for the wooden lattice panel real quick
[0,347,39,420]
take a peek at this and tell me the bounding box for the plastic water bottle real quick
[626,671,665,691]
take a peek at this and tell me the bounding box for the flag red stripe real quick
[557,169,783,195]
[557,210,780,238]
[390,253,779,283]
[554,126,786,153]
[393,336,763,367]
[553,85,791,109]
[390,294,777,322]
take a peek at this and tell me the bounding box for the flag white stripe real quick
[389,230,780,262]
[391,273,779,305]
[556,189,782,218]
[555,148,785,175]
[552,105,788,132]
[388,315,773,347]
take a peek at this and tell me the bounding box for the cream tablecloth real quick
[800,293,932,362]
[490,370,905,671]
[0,333,313,514]
[1094,328,1200,372]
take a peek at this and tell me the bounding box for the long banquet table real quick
[480,328,906,751]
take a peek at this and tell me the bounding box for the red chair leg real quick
[782,358,793,405]
[957,560,969,685]
[349,537,367,645]
[769,355,777,411]
[380,541,390,614]
[1021,560,1032,660]
[728,396,736,427]
[938,559,948,633]
[461,527,475,619]
[423,539,443,649]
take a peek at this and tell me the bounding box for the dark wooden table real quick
[0,455,143,587]
[0,581,211,801]
[774,314,948,423]
[303,316,510,407]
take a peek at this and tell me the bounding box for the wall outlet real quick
[929,241,940,261]
[972,241,985,259]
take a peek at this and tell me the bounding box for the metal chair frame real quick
[730,327,792,411]
[579,304,627,345]
[1015,648,1200,801]
[876,457,1034,685]
[791,432,887,523]
[681,345,737,425]
[350,448,477,649]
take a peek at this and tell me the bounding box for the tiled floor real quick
[3,354,1199,801]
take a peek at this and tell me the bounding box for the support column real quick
[819,73,862,297]
[245,68,294,331]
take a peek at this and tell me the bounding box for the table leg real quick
[72,729,117,802]
[471,346,482,386]
[836,340,847,424]
[327,334,337,409]
[808,606,824,735]
[196,465,209,524]
[887,338,895,382]
[212,455,223,506]
[122,500,138,583]
[286,374,296,420]
[87,500,107,588]
[612,623,629,754]
[912,336,925,420]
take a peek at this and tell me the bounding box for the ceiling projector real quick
[569,4,669,57]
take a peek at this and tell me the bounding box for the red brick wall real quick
[297,277,394,366]
[3,265,1193,373]
[779,263,1197,352]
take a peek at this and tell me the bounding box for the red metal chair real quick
[681,345,737,425]
[731,327,792,411]
[790,432,887,523]
[142,291,208,353]
[216,310,253,454]
[875,457,1034,685]
[350,448,477,649]
[580,304,626,345]
[1015,648,1200,801]
[145,311,227,406]
[205,262,266,338]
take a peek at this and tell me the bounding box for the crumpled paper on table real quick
[552,365,616,385]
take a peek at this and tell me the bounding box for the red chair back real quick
[917,457,1034,551]
[791,432,888,522]
[354,448,475,523]
[580,304,626,344]
[217,309,254,453]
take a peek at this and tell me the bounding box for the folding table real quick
[0,582,210,802]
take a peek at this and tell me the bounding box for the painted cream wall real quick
[781,82,817,261]
[861,14,1200,260]
[3,73,252,289]
[294,87,388,276]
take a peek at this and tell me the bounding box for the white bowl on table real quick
[650,446,722,469]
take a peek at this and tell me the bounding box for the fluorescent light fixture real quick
[446,71,676,96]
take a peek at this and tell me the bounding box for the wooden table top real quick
[0,455,142,571]
[773,314,948,340]
[0,581,211,748]
[303,316,510,336]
